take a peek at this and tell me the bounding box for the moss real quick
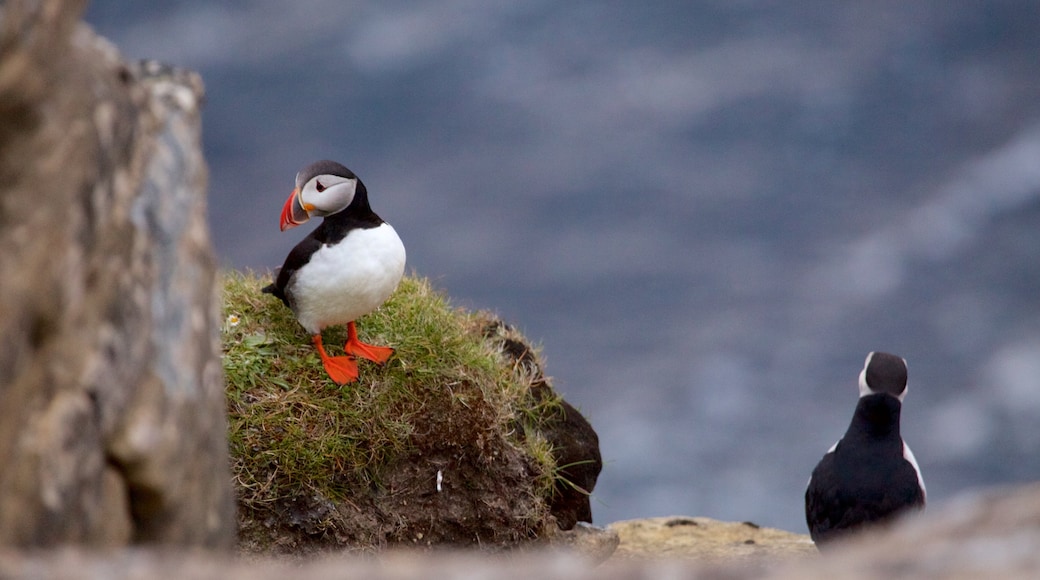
[221,270,562,551]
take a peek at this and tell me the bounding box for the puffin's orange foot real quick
[313,334,359,384]
[345,340,395,365]
[321,354,359,384]
[344,321,394,364]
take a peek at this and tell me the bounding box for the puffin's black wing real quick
[806,443,926,546]
[805,450,892,544]
[805,451,843,543]
[262,235,323,308]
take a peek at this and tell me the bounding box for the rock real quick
[0,549,617,580]
[607,516,817,566]
[0,0,234,548]
[482,319,603,530]
[544,522,620,564]
[0,548,713,580]
[536,395,602,528]
[0,484,1039,578]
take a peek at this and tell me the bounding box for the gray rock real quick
[0,0,234,548]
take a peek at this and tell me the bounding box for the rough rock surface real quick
[544,523,620,565]
[3,484,1040,578]
[607,516,816,565]
[483,319,603,531]
[0,0,234,548]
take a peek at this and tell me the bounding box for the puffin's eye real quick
[315,180,326,192]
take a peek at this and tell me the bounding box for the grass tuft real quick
[222,269,560,531]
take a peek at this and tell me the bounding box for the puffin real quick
[804,351,926,548]
[262,160,406,384]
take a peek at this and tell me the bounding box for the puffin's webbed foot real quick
[345,321,394,364]
[313,334,359,384]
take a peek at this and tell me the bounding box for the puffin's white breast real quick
[290,223,405,334]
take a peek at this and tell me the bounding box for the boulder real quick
[607,516,816,566]
[483,320,603,531]
[0,0,234,548]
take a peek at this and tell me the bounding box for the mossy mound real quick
[221,270,586,555]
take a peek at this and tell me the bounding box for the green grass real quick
[221,270,559,515]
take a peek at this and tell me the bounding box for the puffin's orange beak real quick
[279,187,311,231]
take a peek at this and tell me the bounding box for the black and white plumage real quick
[805,351,926,547]
[262,160,406,384]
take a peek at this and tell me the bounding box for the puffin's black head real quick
[278,160,372,231]
[858,351,908,401]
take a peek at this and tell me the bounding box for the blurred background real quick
[86,1,1040,533]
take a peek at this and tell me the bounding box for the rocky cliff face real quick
[0,0,234,547]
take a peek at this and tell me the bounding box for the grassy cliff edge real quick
[221,270,565,553]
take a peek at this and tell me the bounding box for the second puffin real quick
[804,351,926,547]
[263,160,406,384]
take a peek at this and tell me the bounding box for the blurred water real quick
[87,0,1040,532]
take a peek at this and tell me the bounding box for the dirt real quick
[238,400,547,556]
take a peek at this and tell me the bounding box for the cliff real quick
[0,0,234,547]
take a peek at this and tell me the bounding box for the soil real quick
[237,389,547,556]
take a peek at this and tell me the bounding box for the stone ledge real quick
[607,515,816,565]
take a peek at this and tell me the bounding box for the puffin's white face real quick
[296,172,357,217]
[280,172,358,231]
